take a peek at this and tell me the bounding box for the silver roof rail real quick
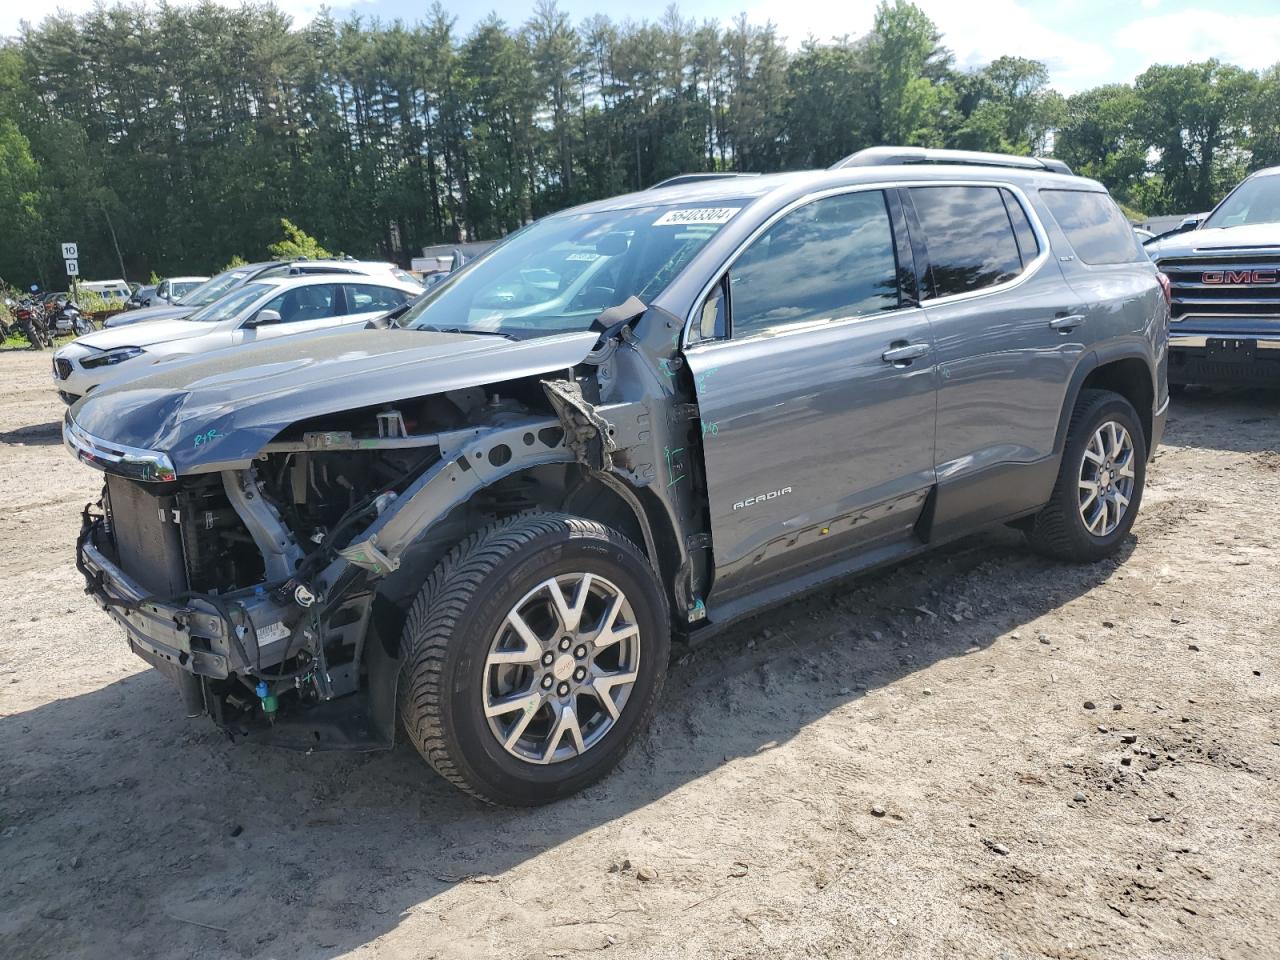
[649,172,761,189]
[831,146,1073,177]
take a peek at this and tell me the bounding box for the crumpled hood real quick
[1147,222,1280,259]
[68,319,215,353]
[103,303,195,327]
[69,327,600,475]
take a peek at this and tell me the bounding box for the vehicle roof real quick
[564,163,1104,217]
[1246,166,1280,180]
[241,274,421,292]
[80,279,129,286]
[166,276,209,283]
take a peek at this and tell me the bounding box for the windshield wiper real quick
[413,324,517,341]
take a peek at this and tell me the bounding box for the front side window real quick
[258,284,339,324]
[400,200,746,339]
[1040,189,1142,265]
[910,186,1024,298]
[730,190,900,338]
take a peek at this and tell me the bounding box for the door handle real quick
[1049,314,1086,332]
[881,341,930,365]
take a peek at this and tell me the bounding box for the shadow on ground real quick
[1,520,1137,960]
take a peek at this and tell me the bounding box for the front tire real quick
[1027,389,1147,562]
[398,512,670,805]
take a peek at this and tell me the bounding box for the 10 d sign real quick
[60,242,78,259]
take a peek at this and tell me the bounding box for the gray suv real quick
[66,147,1169,805]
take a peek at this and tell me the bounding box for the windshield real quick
[401,201,747,337]
[171,280,202,299]
[1205,175,1280,229]
[184,282,272,322]
[176,269,252,306]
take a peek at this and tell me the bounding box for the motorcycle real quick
[12,297,52,349]
[51,297,94,336]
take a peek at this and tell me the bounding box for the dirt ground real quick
[1,346,1277,960]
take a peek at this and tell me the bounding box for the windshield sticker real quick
[565,252,601,262]
[653,207,740,227]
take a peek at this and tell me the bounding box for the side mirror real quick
[1178,216,1202,233]
[244,309,281,328]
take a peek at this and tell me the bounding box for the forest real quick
[1,0,1279,287]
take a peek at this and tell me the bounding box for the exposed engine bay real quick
[74,338,707,750]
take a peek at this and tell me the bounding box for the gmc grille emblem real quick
[1202,270,1278,284]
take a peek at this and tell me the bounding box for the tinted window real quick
[911,186,1023,298]
[260,283,339,324]
[1001,188,1040,265]
[1040,189,1140,265]
[344,284,409,313]
[731,191,899,337]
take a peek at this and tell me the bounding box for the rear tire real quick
[398,512,669,806]
[1026,389,1147,562]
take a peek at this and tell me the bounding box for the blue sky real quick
[10,0,1280,93]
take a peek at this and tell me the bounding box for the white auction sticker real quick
[653,207,740,226]
[255,621,291,645]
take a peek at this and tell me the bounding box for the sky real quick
[6,0,1280,94]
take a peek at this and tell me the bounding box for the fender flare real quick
[1052,345,1156,456]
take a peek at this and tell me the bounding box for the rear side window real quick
[1039,189,1140,265]
[343,284,409,312]
[730,190,900,337]
[910,186,1023,298]
[1001,188,1040,265]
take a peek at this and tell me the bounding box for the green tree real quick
[267,219,332,260]
[1133,60,1256,213]
[867,0,951,146]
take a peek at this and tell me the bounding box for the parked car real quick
[65,147,1168,805]
[103,260,420,328]
[125,285,158,310]
[154,275,208,304]
[1145,165,1280,387]
[53,274,422,401]
[79,279,132,306]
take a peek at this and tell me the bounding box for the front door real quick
[684,189,938,603]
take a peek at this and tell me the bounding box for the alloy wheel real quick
[1078,420,1136,537]
[483,573,641,765]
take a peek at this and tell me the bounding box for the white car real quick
[53,274,422,402]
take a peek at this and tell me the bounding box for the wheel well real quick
[375,464,685,627]
[1079,358,1154,451]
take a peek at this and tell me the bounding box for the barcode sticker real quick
[653,207,740,226]
[256,621,291,645]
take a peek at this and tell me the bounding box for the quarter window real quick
[1040,189,1141,265]
[910,186,1024,298]
[730,191,900,338]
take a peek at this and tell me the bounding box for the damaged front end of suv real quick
[69,319,707,754]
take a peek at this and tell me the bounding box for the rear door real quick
[908,183,1084,533]
[684,188,938,602]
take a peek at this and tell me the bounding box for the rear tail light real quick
[1157,271,1172,307]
